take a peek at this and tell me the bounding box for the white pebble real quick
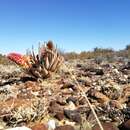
[48,119,56,130]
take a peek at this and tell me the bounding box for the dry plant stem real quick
[63,64,104,130]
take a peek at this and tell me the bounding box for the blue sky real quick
[0,0,130,54]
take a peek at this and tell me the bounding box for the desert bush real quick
[64,47,115,60]
[125,44,130,50]
[0,54,15,65]
[64,52,78,60]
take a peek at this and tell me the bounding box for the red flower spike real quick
[7,53,31,68]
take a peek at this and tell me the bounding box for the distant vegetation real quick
[1,44,130,65]
[64,44,130,61]
[0,54,15,65]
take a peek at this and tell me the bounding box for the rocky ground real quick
[0,58,130,130]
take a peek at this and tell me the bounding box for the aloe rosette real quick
[7,41,64,79]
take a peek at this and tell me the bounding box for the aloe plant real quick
[7,41,64,79]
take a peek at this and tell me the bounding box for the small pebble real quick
[92,122,119,130]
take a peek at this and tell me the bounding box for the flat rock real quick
[92,122,119,130]
[64,109,82,123]
[31,123,48,130]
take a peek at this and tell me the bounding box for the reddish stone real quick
[92,122,119,130]
[48,101,64,120]
[54,111,64,120]
[119,119,130,130]
[55,125,75,130]
[31,123,48,130]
